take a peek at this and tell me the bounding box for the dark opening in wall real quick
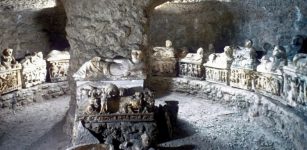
[301,37,307,54]
[35,0,70,52]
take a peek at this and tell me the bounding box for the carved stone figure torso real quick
[73,50,145,80]
[1,48,18,70]
[204,46,233,69]
[231,39,257,70]
[152,40,175,59]
[285,35,304,61]
[292,53,307,72]
[257,46,287,74]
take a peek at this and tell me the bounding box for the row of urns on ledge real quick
[150,39,306,108]
[1,37,306,108]
[0,49,70,95]
[71,38,306,108]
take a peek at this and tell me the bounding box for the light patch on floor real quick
[0,95,70,150]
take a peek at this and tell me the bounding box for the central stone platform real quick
[72,81,159,149]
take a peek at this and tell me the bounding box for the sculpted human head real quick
[37,52,43,58]
[177,47,188,59]
[291,35,304,46]
[224,46,233,58]
[208,43,215,51]
[3,48,13,57]
[273,46,286,59]
[133,92,143,100]
[131,50,143,63]
[105,84,119,98]
[165,40,172,48]
[196,47,203,56]
[244,39,253,48]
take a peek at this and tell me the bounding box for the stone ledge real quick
[0,81,69,110]
[147,77,307,149]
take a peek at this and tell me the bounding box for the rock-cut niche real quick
[149,1,234,56]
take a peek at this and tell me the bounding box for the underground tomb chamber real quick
[1,0,307,149]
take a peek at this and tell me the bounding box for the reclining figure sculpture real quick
[73,50,146,80]
[204,46,234,69]
[257,46,287,74]
[231,39,257,70]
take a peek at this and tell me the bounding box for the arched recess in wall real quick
[0,0,70,59]
[148,1,235,54]
[35,0,70,53]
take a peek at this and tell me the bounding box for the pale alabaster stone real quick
[179,47,205,79]
[283,53,307,106]
[204,46,233,85]
[20,52,47,88]
[151,40,177,77]
[73,50,146,81]
[0,48,22,94]
[46,50,70,82]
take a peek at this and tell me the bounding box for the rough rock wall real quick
[0,0,68,59]
[0,0,56,10]
[62,0,168,75]
[62,0,307,141]
[61,0,168,139]
[150,0,307,53]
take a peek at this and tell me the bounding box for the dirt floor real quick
[155,92,294,150]
[0,95,71,150]
[0,93,294,150]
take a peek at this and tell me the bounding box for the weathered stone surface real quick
[47,50,70,82]
[63,0,161,75]
[67,144,109,150]
[0,0,56,11]
[0,81,69,109]
[72,81,160,149]
[171,0,233,2]
[0,1,68,59]
[61,0,168,137]
[254,72,283,96]
[73,50,146,81]
[257,46,287,74]
[73,121,100,146]
[150,2,235,53]
[58,0,307,146]
[178,47,205,79]
[0,67,22,95]
[283,55,307,107]
[83,121,157,150]
[229,68,254,90]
